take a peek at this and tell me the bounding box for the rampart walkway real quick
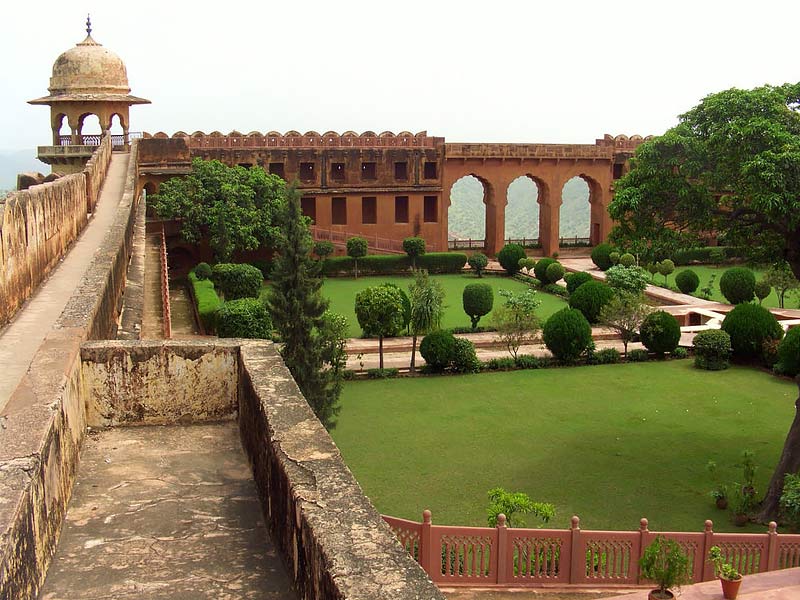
[0,153,130,413]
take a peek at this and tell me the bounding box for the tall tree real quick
[354,285,405,369]
[598,292,652,357]
[408,270,445,372]
[268,187,339,429]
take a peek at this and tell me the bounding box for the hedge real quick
[211,263,264,300]
[322,252,468,276]
[721,303,783,360]
[189,271,221,333]
[216,298,272,339]
[671,246,747,265]
[417,252,468,273]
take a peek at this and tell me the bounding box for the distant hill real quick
[449,176,592,240]
[0,150,45,190]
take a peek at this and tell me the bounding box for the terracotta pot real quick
[647,589,674,600]
[716,497,729,510]
[720,576,742,599]
[732,512,748,527]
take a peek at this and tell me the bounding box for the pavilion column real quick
[485,176,512,256]
[440,166,458,253]
[539,176,563,257]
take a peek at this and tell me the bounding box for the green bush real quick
[482,357,517,371]
[675,269,700,294]
[514,354,541,369]
[314,240,334,259]
[779,473,800,531]
[534,258,557,283]
[619,253,636,267]
[776,327,800,376]
[721,303,783,360]
[322,255,413,276]
[609,251,621,266]
[719,267,756,304]
[381,283,411,331]
[542,308,593,364]
[215,298,272,339]
[640,311,681,355]
[693,329,732,370]
[672,246,740,265]
[468,252,489,277]
[402,237,426,266]
[451,337,481,373]
[627,349,649,362]
[672,347,689,359]
[497,244,527,275]
[542,283,569,297]
[545,262,566,285]
[419,330,456,372]
[189,271,221,332]
[605,265,650,295]
[346,236,368,258]
[322,256,355,275]
[463,283,494,331]
[518,257,537,272]
[591,243,616,270]
[417,252,468,274]
[194,262,212,280]
[594,348,621,364]
[568,280,614,323]
[366,368,399,379]
[211,263,264,300]
[565,272,593,294]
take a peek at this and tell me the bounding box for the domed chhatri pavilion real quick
[29,16,149,173]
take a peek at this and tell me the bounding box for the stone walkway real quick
[38,423,296,600]
[0,153,130,413]
[141,232,165,339]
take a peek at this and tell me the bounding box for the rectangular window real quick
[330,162,346,182]
[423,161,438,179]
[300,162,316,182]
[395,196,409,223]
[424,195,438,222]
[394,161,408,180]
[332,197,347,225]
[613,163,624,180]
[301,197,316,223]
[361,162,377,180]
[362,197,377,224]
[269,162,285,179]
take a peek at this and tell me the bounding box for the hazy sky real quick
[1,0,798,151]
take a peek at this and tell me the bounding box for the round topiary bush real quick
[776,327,800,377]
[194,262,212,280]
[381,283,411,331]
[675,269,700,294]
[468,252,489,277]
[402,237,426,267]
[211,263,264,300]
[215,298,272,339]
[719,267,756,304]
[605,265,650,294]
[463,283,494,331]
[534,258,556,283]
[565,272,593,294]
[419,330,456,372]
[543,308,593,364]
[451,337,481,373]
[639,311,681,355]
[609,251,620,266]
[721,302,783,360]
[568,280,614,323]
[591,243,616,271]
[619,252,636,267]
[545,261,566,284]
[755,280,772,304]
[314,240,335,259]
[497,243,527,275]
[693,329,732,371]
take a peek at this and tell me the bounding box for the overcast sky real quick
[1,0,798,151]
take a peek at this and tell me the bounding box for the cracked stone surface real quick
[38,423,296,599]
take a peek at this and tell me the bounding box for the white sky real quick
[1,0,798,150]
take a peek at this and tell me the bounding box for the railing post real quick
[569,516,582,584]
[496,514,508,584]
[701,520,715,581]
[420,510,434,579]
[636,518,649,584]
[766,521,779,572]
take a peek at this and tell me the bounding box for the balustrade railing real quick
[57,133,142,148]
[383,511,800,587]
[448,238,485,250]
[310,225,412,254]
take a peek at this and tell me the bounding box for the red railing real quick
[382,511,800,587]
[310,226,414,254]
[158,228,172,339]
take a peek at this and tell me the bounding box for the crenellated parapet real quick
[596,133,654,152]
[142,130,442,149]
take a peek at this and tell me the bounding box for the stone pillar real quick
[440,168,458,253]
[539,177,561,257]
[485,176,511,256]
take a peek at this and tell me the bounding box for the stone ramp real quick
[38,423,296,600]
[0,153,130,413]
[141,232,165,339]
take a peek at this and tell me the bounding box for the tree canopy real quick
[152,158,286,261]
[610,82,800,278]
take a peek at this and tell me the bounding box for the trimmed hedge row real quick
[189,271,222,332]
[671,246,747,265]
[323,252,468,276]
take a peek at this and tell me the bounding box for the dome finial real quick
[86,14,92,37]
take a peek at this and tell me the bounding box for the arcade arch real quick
[505,176,540,242]
[448,175,488,245]
[559,176,591,242]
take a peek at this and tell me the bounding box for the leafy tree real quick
[468,252,489,277]
[486,487,555,528]
[315,310,349,421]
[609,82,800,278]
[152,158,285,261]
[402,237,426,268]
[764,261,800,308]
[408,270,445,372]
[381,282,411,333]
[755,280,772,305]
[462,283,494,331]
[605,265,650,295]
[599,292,652,357]
[658,259,675,286]
[314,240,334,260]
[347,236,368,278]
[267,188,339,430]
[355,285,405,369]
[491,289,541,359]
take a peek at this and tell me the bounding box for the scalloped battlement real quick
[141,130,439,149]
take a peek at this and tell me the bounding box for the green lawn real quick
[316,274,568,338]
[330,361,797,533]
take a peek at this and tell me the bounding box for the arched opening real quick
[109,113,125,148]
[143,182,158,217]
[505,176,540,245]
[559,176,591,246]
[448,175,487,249]
[54,114,70,145]
[79,114,102,145]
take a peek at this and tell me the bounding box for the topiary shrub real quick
[314,240,335,259]
[419,330,456,372]
[721,303,783,360]
[719,267,756,304]
[657,259,675,285]
[215,298,272,339]
[451,337,481,373]
[591,243,616,271]
[468,252,489,277]
[542,308,593,364]
[675,269,700,294]
[189,271,221,333]
[381,282,411,332]
[463,283,494,331]
[568,280,614,323]
[534,258,556,283]
[545,261,566,285]
[639,311,681,356]
[565,272,593,294]
[605,265,650,295]
[194,262,212,280]
[497,243,527,275]
[619,253,636,267]
[211,263,264,300]
[627,349,649,362]
[775,327,800,376]
[672,347,689,359]
[693,329,732,371]
[755,280,772,305]
[594,348,621,364]
[609,251,620,266]
[402,237,426,267]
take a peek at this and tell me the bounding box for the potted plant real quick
[706,460,729,509]
[639,536,690,600]
[708,545,743,599]
[730,486,756,527]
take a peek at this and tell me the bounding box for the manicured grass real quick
[330,361,797,533]
[317,274,568,338]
